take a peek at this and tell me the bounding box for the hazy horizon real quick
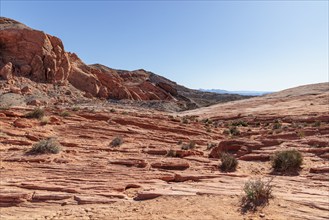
[1,1,328,91]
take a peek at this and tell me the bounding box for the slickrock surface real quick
[182,82,329,118]
[1,82,329,219]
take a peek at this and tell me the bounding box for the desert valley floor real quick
[0,82,328,220]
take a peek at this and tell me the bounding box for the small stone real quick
[27,99,41,106]
[10,86,21,94]
[65,90,72,95]
[260,213,265,218]
[21,86,32,94]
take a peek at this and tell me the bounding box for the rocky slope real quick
[0,17,247,111]
[0,83,328,219]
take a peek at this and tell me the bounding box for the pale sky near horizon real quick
[0,1,328,91]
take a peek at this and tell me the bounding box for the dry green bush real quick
[166,149,178,157]
[59,111,70,117]
[271,149,302,173]
[231,120,248,127]
[110,137,123,147]
[28,138,61,154]
[25,108,45,119]
[219,153,238,172]
[181,140,196,150]
[241,178,273,211]
[40,116,50,125]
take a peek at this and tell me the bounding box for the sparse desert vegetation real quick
[219,152,238,172]
[241,178,273,211]
[181,140,196,150]
[27,138,61,155]
[59,111,70,117]
[25,107,45,119]
[110,137,124,147]
[271,149,303,173]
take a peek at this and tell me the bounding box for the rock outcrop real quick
[0,17,248,110]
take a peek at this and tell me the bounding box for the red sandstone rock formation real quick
[0,17,248,110]
[0,17,177,101]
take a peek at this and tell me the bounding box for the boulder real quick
[209,139,262,158]
[13,118,33,128]
[0,62,13,80]
[21,86,32,94]
[27,99,41,106]
[9,86,21,94]
[151,160,190,170]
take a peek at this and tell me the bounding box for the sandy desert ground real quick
[0,83,328,220]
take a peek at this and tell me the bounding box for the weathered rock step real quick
[4,156,47,163]
[239,153,270,161]
[1,139,32,145]
[112,118,205,136]
[0,190,32,206]
[134,190,195,201]
[32,192,72,201]
[73,195,118,205]
[310,166,329,173]
[17,183,79,193]
[109,159,148,168]
[151,161,190,170]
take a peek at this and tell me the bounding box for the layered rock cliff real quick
[0,17,248,110]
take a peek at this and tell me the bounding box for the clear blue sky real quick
[1,1,328,91]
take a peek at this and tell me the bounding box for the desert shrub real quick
[207,143,217,150]
[202,118,213,125]
[271,149,302,173]
[219,153,238,172]
[273,128,283,134]
[313,121,321,127]
[223,129,230,135]
[229,126,240,136]
[213,121,220,128]
[25,108,45,119]
[181,140,196,150]
[59,111,70,117]
[231,120,248,127]
[297,130,305,138]
[71,107,80,111]
[181,117,189,124]
[40,116,50,125]
[166,149,178,157]
[110,108,116,113]
[110,137,123,147]
[272,120,282,130]
[28,138,61,154]
[242,178,273,211]
[177,140,183,145]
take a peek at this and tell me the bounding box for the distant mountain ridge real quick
[200,89,273,96]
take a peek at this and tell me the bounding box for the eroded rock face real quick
[0,19,71,84]
[0,17,176,102]
[0,17,249,109]
[0,62,13,80]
